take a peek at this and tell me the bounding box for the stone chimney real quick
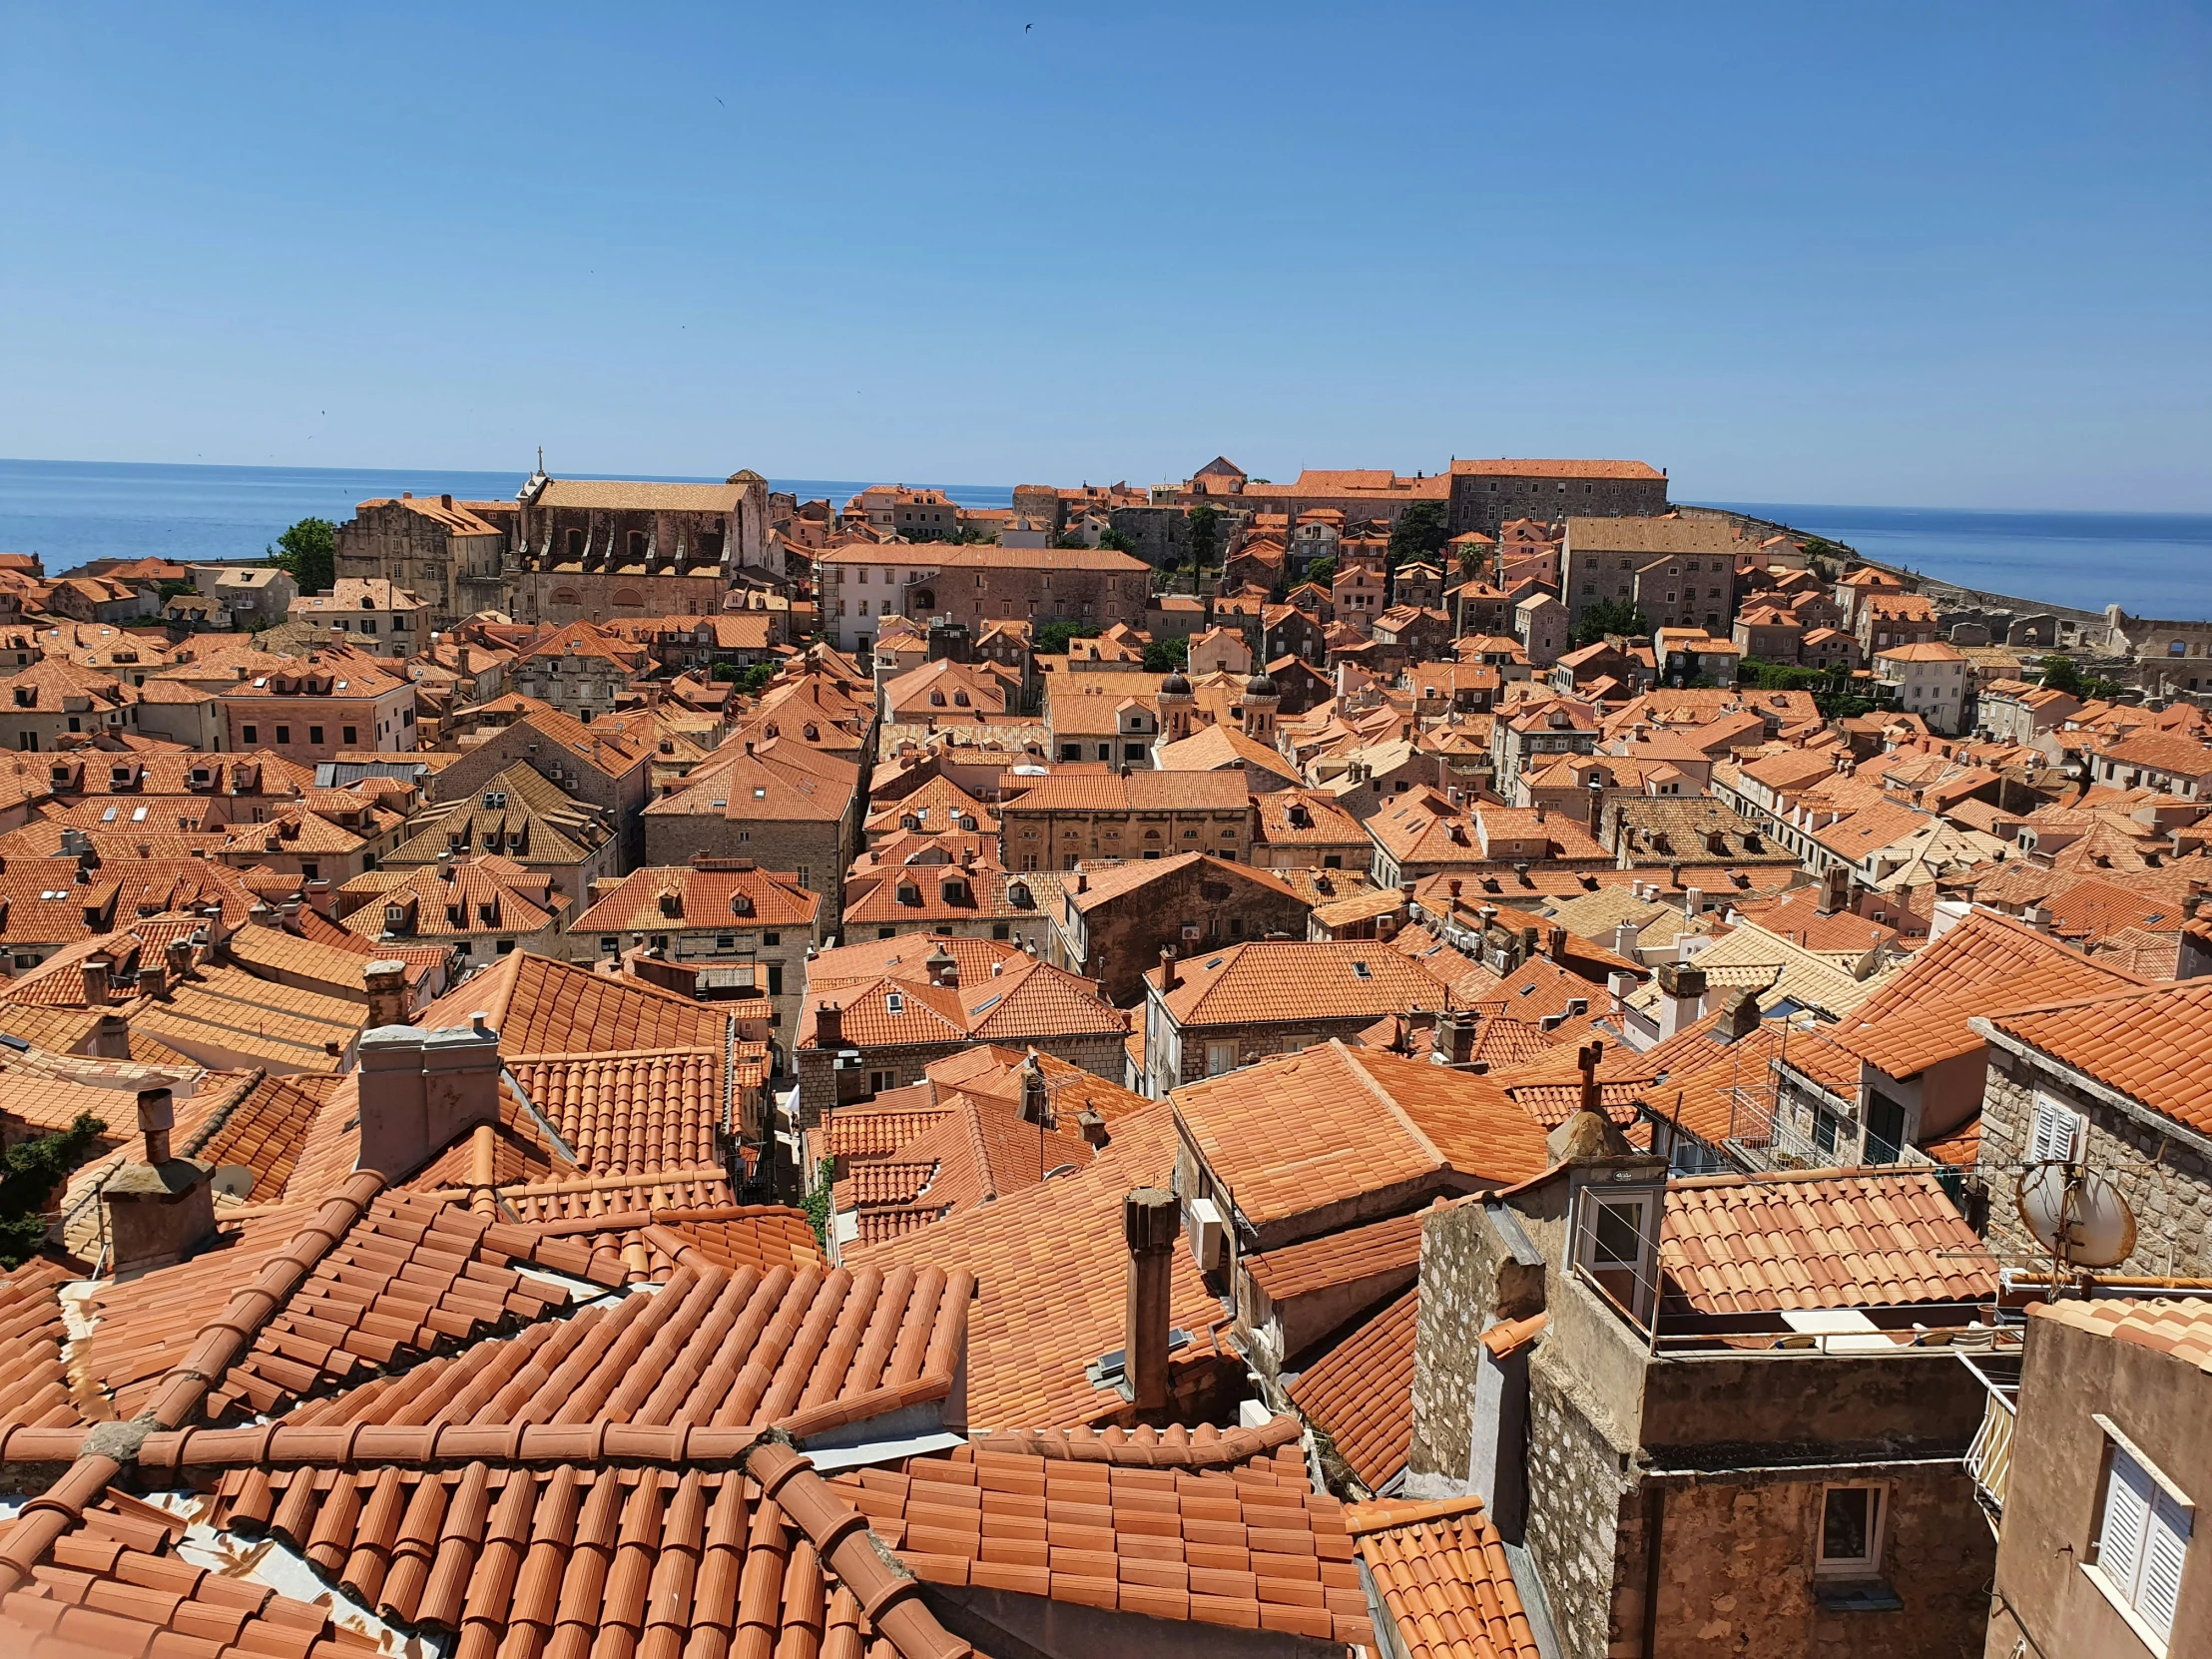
[102,1088,216,1276]
[364,959,409,1029]
[1437,1004,1478,1066]
[165,938,193,989]
[814,1001,843,1050]
[925,942,959,989]
[1122,1188,1177,1419]
[1714,988,1762,1045]
[354,1015,501,1181]
[137,955,167,1002]
[1612,918,1640,962]
[1546,926,1569,965]
[1158,946,1178,993]
[80,957,111,1008]
[1655,962,1708,1040]
[1819,864,1851,916]
[1078,1108,1109,1150]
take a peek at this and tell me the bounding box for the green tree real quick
[1302,557,1337,588]
[1036,621,1102,656]
[1097,526,1136,553]
[1143,634,1190,675]
[1186,504,1223,585]
[802,1157,835,1251]
[1569,598,1650,648]
[266,516,336,596]
[2038,654,2086,697]
[0,1112,104,1269]
[1387,500,1449,567]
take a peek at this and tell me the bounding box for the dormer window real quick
[1575,1186,1660,1325]
[885,990,904,1015]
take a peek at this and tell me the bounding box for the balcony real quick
[1959,1350,2023,1535]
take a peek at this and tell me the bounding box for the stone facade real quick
[332,496,506,627]
[1049,858,1313,1003]
[429,717,652,869]
[1448,461,1668,539]
[820,543,1151,657]
[1978,1047,2212,1277]
[506,470,770,627]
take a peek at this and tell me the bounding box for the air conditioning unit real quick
[1188,1197,1225,1272]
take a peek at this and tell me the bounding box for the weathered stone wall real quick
[1407,1200,1547,1482]
[509,567,728,628]
[1640,1472,1990,1658]
[1523,1360,1635,1659]
[1982,1050,2212,1277]
[642,815,848,922]
[1065,866,1313,1002]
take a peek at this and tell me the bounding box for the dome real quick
[1159,671,1193,697]
[1243,672,1279,699]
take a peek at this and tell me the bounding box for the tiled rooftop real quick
[508,1047,723,1178]
[2032,1294,2212,1374]
[1245,1206,1430,1304]
[1660,1171,1996,1316]
[1344,1493,1543,1659]
[1288,1287,1419,1491]
[1983,976,2212,1137]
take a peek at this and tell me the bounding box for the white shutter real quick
[2101,1449,2154,1594]
[2138,1487,2192,1638]
[2031,1093,2082,1163]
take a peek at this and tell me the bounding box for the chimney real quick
[1608,969,1636,1016]
[1684,885,1704,917]
[249,901,277,929]
[1546,925,1568,965]
[1438,1004,1478,1065]
[1122,1188,1177,1419]
[1818,864,1850,915]
[101,1088,216,1276]
[1075,869,1088,894]
[925,942,959,988]
[1159,946,1179,992]
[355,1015,501,1181]
[1655,962,1708,1040]
[1714,988,1761,1044]
[814,1001,842,1050]
[364,959,409,1029]
[81,956,111,1008]
[1078,1108,1109,1150]
[1613,918,1640,962]
[137,955,167,1002]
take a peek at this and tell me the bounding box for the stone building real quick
[505,621,650,724]
[1048,852,1313,1002]
[997,767,1252,872]
[506,466,771,626]
[0,658,143,753]
[426,702,653,867]
[381,761,620,921]
[1447,458,1668,538]
[1973,975,2212,1279]
[218,645,417,765]
[1559,515,1753,634]
[1407,1137,1998,1659]
[1980,1295,2212,1658]
[818,541,1151,657]
[640,739,862,920]
[331,495,507,626]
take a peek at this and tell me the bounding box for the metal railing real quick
[1964,1386,2016,1532]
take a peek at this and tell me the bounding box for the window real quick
[1577,1191,1656,1322]
[1205,1041,1238,1077]
[2031,1091,2085,1163]
[342,726,357,745]
[1816,1484,1886,1577]
[2092,1433,2191,1641]
[275,726,290,745]
[308,726,323,747]
[885,990,904,1015]
[600,936,618,954]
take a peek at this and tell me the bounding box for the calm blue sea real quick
[1712,501,2212,620]
[0,458,1014,572]
[1,461,2205,621]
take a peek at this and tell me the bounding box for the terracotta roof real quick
[1152,940,1453,1028]
[0,1257,79,1430]
[1452,458,1663,480]
[1660,1171,1996,1316]
[1288,1287,1419,1489]
[1001,769,1250,816]
[1342,1493,1544,1659]
[832,1434,1372,1646]
[1244,1206,1431,1305]
[854,1104,1223,1428]
[1981,977,2212,1137]
[507,1046,724,1177]
[1834,909,2142,1079]
[2031,1295,2212,1375]
[415,949,730,1058]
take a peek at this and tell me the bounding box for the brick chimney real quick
[1437,1004,1478,1066]
[355,1015,501,1181]
[1123,1188,1177,1419]
[814,1001,843,1050]
[1158,946,1178,993]
[925,942,959,989]
[1546,926,1569,965]
[102,1088,216,1276]
[136,954,167,1002]
[364,959,409,1029]
[80,957,111,1008]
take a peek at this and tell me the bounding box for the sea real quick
[1,459,2207,622]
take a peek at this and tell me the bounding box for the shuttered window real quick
[2030,1091,2084,1163]
[2096,1439,2192,1640]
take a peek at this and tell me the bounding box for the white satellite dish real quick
[2016,1161,2136,1269]
[210,1164,257,1203]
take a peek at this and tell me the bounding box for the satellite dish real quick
[2016,1161,2136,1269]
[210,1164,256,1203]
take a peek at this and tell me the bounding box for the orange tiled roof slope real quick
[1980,976,2212,1138]
[2031,1294,2212,1375]
[834,1436,1374,1647]
[1152,940,1456,1028]
[853,1103,1222,1428]
[0,1258,79,1431]
[416,948,730,1057]
[1174,1043,1549,1230]
[1344,1492,1543,1659]
[1660,1171,1996,1316]
[521,1202,824,1285]
[508,1047,723,1177]
[1245,1205,1429,1303]
[1831,907,2143,1079]
[1289,1287,1420,1490]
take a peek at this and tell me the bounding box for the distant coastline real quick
[0,458,2205,621]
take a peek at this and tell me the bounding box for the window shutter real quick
[2139,1488,2191,1637]
[2100,1449,2155,1595]
[2031,1094,2082,1163]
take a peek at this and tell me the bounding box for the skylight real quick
[1353,961,1372,978]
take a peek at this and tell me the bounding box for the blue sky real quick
[2,2,2208,508]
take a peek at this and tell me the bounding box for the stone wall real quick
[1060,865,1313,1002]
[1981,1050,2212,1277]
[432,729,650,870]
[1523,1361,1636,1659]
[1406,1199,1546,1484]
[642,814,849,922]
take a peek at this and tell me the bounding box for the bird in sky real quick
[716,96,725,106]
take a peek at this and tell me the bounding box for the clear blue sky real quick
[3,2,2207,509]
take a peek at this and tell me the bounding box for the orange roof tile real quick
[1343,1492,1544,1659]
[1245,1205,1430,1303]
[1289,1287,1419,1489]
[2031,1295,2212,1375]
[1153,940,1454,1028]
[1982,976,2212,1137]
[1660,1171,1995,1316]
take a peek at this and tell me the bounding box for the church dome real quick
[1159,671,1193,697]
[1243,672,1279,699]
